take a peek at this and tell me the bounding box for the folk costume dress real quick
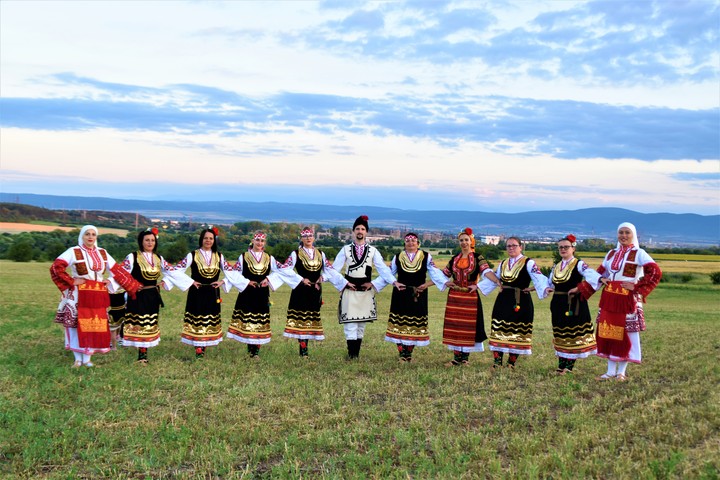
[484,255,549,360]
[174,250,232,348]
[439,252,494,355]
[549,257,600,362]
[50,227,141,359]
[118,251,177,349]
[107,291,126,336]
[578,234,661,365]
[380,250,446,350]
[279,248,342,346]
[331,242,397,358]
[226,250,283,350]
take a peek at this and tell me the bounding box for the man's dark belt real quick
[345,275,371,291]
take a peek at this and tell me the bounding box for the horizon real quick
[1,1,719,215]
[4,191,719,218]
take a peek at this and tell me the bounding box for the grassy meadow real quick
[1,259,719,479]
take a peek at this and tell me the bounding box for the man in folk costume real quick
[330,215,404,359]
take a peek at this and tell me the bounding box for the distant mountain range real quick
[2,192,718,246]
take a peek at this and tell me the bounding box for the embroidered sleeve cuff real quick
[50,259,74,291]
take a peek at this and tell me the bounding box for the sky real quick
[1,0,719,215]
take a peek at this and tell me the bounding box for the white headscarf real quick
[616,222,643,278]
[78,225,100,248]
[616,222,637,249]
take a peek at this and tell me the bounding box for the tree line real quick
[3,221,719,265]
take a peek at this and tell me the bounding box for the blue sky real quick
[1,0,718,214]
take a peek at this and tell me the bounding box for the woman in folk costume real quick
[118,228,179,364]
[577,222,662,381]
[439,228,501,366]
[50,225,141,367]
[376,232,448,363]
[279,227,342,358]
[174,228,232,359]
[225,231,284,359]
[544,234,601,375]
[482,236,550,369]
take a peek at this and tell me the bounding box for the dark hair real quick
[137,230,158,254]
[198,228,218,253]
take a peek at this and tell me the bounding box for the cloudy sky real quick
[1,0,718,215]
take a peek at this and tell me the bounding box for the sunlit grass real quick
[1,260,718,478]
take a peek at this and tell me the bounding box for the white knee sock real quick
[617,361,628,376]
[606,360,617,376]
[82,353,92,364]
[73,351,82,362]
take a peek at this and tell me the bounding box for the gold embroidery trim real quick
[137,252,162,281]
[244,251,270,275]
[194,250,220,279]
[298,248,322,272]
[501,257,528,283]
[398,250,424,273]
[552,258,578,284]
[598,321,624,341]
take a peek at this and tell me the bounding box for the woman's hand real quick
[468,284,478,293]
[260,279,269,287]
[394,281,406,291]
[621,282,635,291]
[211,280,223,288]
[192,281,201,289]
[568,287,579,294]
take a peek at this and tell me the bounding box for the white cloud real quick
[1,0,718,215]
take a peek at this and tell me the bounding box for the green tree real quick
[270,242,296,263]
[7,240,33,262]
[162,237,189,263]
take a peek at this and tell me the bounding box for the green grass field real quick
[1,260,718,479]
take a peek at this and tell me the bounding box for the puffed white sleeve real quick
[527,259,550,300]
[223,255,250,293]
[478,264,500,296]
[371,249,397,291]
[274,252,303,289]
[427,253,449,290]
[164,253,195,292]
[266,256,286,292]
[373,255,397,291]
[158,255,177,291]
[578,260,601,290]
[328,249,349,291]
[320,252,345,287]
